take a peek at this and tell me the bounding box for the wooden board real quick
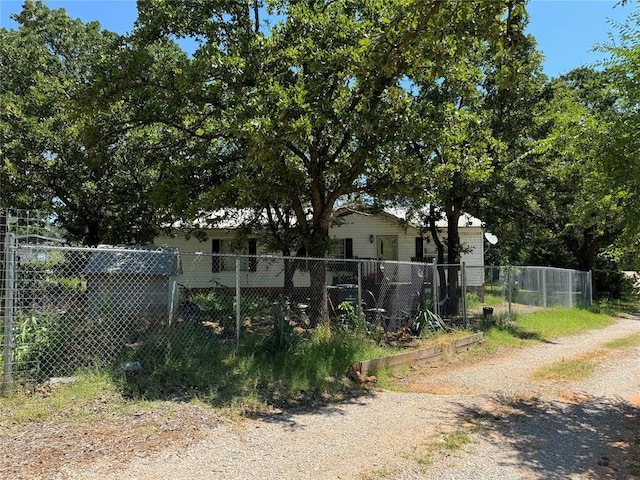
[354,332,484,376]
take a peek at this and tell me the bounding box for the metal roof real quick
[84,246,182,276]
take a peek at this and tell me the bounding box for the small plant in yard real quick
[413,428,475,469]
[336,300,368,333]
[531,355,598,382]
[465,292,480,309]
[258,300,302,355]
[442,431,473,450]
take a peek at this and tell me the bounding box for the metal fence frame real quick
[1,237,593,394]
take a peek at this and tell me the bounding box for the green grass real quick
[480,308,615,349]
[1,303,630,425]
[442,431,473,450]
[1,324,396,424]
[517,308,614,338]
[531,357,597,381]
[482,292,506,307]
[1,370,127,426]
[603,333,640,349]
[112,321,398,412]
[413,429,475,468]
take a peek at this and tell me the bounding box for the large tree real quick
[133,0,527,324]
[594,6,640,268]
[398,1,546,311]
[0,1,185,245]
[522,68,625,275]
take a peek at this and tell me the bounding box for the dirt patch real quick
[0,403,221,479]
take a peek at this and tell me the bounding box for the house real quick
[153,206,485,292]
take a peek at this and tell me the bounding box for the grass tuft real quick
[531,356,597,382]
[603,333,640,349]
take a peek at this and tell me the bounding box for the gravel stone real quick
[12,315,640,479]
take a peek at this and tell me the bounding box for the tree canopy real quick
[0,0,190,245]
[1,0,639,305]
[130,0,529,321]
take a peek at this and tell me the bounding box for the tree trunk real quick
[307,252,328,328]
[86,219,102,247]
[427,207,448,305]
[446,209,462,316]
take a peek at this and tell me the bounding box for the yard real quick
[1,306,639,479]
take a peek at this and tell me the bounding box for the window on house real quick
[415,237,425,261]
[212,238,257,272]
[327,238,353,273]
[328,238,353,259]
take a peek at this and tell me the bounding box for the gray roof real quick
[84,246,182,276]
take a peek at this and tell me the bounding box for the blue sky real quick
[0,0,635,78]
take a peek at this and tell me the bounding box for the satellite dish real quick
[484,232,498,245]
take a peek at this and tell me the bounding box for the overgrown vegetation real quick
[116,318,394,411]
[1,303,631,424]
[480,308,615,349]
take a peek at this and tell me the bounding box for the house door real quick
[376,235,398,261]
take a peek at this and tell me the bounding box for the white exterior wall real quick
[460,230,485,288]
[155,212,485,288]
[329,213,484,263]
[155,233,313,289]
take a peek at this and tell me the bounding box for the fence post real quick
[356,259,362,319]
[542,268,547,308]
[235,256,241,344]
[2,232,16,396]
[507,265,512,318]
[461,262,468,329]
[569,270,574,308]
[431,260,437,315]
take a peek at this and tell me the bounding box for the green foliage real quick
[336,301,369,334]
[465,292,481,309]
[0,0,186,245]
[117,316,391,407]
[12,309,58,370]
[258,301,302,355]
[131,0,525,324]
[480,307,615,348]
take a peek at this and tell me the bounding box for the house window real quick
[415,237,424,260]
[328,238,353,259]
[212,239,257,272]
[327,238,353,273]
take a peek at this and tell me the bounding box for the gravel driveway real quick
[26,315,640,479]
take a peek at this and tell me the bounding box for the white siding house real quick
[154,207,485,290]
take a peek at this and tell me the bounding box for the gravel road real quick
[58,314,640,479]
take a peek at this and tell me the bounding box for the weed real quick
[603,333,640,349]
[258,301,302,355]
[413,428,475,469]
[336,301,368,333]
[465,292,480,309]
[531,356,597,382]
[442,431,472,450]
[361,465,394,479]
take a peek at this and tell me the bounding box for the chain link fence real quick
[2,232,593,393]
[474,266,593,318]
